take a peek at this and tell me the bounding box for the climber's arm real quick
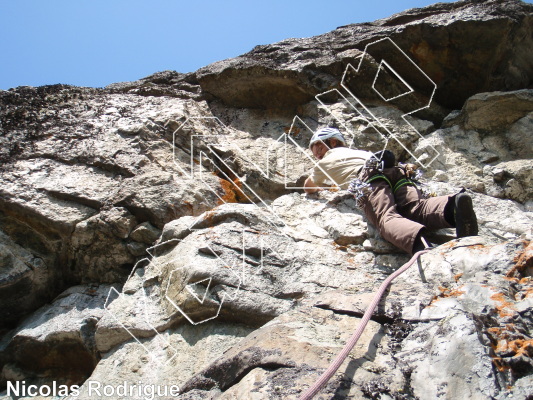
[304,176,321,194]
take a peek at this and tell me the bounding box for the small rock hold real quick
[433,170,449,182]
[504,179,525,202]
[160,216,197,242]
[129,222,162,244]
[127,241,148,257]
[100,207,137,239]
[492,168,505,182]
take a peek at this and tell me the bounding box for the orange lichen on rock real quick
[409,40,444,83]
[332,242,348,252]
[216,176,247,205]
[454,273,463,282]
[231,177,248,203]
[485,324,532,372]
[490,292,517,317]
[467,244,487,251]
[497,339,533,358]
[491,336,533,371]
[439,241,458,250]
[201,209,217,226]
[487,326,504,336]
[284,126,301,137]
[491,356,510,372]
[218,178,238,204]
[437,285,465,298]
[507,240,533,278]
[503,276,519,283]
[430,285,465,304]
[182,200,194,214]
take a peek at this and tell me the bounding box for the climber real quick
[303,127,478,254]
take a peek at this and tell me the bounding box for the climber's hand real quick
[304,176,321,194]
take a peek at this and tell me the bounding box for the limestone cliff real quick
[1,0,532,399]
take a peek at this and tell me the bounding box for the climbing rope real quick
[299,249,430,400]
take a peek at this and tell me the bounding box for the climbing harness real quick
[348,156,434,207]
[298,249,431,400]
[364,150,394,172]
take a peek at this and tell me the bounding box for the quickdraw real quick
[347,178,372,208]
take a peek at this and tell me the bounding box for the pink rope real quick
[299,249,430,400]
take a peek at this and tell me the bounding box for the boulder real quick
[0,285,115,388]
[415,89,533,203]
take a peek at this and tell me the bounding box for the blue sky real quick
[0,0,515,90]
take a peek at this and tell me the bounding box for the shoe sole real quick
[456,194,478,237]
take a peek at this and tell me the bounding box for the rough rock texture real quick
[0,88,223,330]
[1,285,115,387]
[1,0,533,399]
[196,0,533,114]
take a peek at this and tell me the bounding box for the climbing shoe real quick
[455,193,478,238]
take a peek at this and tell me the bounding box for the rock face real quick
[196,0,533,113]
[1,0,532,399]
[0,88,223,330]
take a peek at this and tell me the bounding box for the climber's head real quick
[309,127,347,160]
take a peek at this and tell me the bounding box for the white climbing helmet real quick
[309,127,347,149]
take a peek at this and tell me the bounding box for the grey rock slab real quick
[154,219,371,325]
[473,192,532,240]
[95,283,170,353]
[463,90,533,132]
[415,90,533,204]
[70,211,137,283]
[93,199,380,353]
[271,192,369,246]
[0,230,51,329]
[396,312,498,400]
[69,321,253,400]
[178,305,388,399]
[109,171,220,230]
[0,89,226,322]
[1,284,115,387]
[0,162,98,235]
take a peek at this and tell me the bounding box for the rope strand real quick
[299,249,430,400]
